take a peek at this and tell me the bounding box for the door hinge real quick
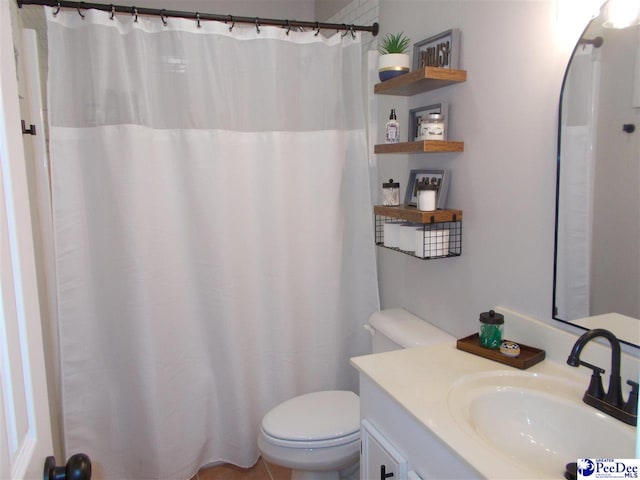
[21,120,36,136]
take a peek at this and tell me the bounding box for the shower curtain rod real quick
[16,0,379,36]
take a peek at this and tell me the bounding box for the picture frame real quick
[412,29,461,71]
[408,102,449,141]
[405,169,450,209]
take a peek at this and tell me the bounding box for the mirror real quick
[553,1,640,348]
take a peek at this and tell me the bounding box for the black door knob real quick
[44,453,91,480]
[622,124,635,133]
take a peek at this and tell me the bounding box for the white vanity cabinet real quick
[358,375,481,480]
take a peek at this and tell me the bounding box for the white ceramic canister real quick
[416,184,437,211]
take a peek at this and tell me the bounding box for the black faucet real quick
[567,328,637,426]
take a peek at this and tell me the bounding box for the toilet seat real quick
[260,427,360,449]
[261,391,359,448]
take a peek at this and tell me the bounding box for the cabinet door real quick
[361,419,407,480]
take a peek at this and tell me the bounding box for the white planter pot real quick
[378,53,410,81]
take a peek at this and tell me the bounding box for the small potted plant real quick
[378,32,411,81]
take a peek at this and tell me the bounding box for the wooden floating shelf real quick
[374,140,464,154]
[374,67,467,96]
[374,205,462,224]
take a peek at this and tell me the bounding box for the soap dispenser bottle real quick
[385,109,400,144]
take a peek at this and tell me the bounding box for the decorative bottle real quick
[385,109,400,144]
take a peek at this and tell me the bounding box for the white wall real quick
[374,0,572,339]
[316,0,353,21]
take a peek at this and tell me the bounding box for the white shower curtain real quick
[46,8,379,479]
[556,45,601,321]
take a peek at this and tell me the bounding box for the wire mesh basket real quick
[374,214,462,259]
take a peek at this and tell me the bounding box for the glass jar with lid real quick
[382,179,400,206]
[479,310,504,349]
[420,112,446,141]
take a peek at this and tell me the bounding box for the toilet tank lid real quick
[368,308,454,348]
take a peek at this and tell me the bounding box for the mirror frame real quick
[552,5,639,350]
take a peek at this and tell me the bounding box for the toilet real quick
[257,308,454,480]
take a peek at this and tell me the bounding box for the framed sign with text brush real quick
[412,29,461,71]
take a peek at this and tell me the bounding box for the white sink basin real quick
[448,370,636,478]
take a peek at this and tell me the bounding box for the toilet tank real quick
[367,308,454,353]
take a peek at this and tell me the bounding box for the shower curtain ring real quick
[255,17,260,34]
[132,6,138,22]
[196,12,201,28]
[110,4,115,20]
[350,25,356,39]
[53,0,60,15]
[228,15,234,31]
[285,20,290,35]
[160,9,167,26]
[314,22,320,36]
[77,2,85,18]
[341,24,349,37]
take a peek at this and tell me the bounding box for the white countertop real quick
[350,342,608,479]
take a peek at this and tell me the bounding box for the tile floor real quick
[191,457,291,480]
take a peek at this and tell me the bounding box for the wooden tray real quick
[456,333,545,370]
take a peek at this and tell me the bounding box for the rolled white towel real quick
[398,223,417,251]
[383,222,401,248]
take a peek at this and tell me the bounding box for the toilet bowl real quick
[258,391,360,480]
[258,309,454,480]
